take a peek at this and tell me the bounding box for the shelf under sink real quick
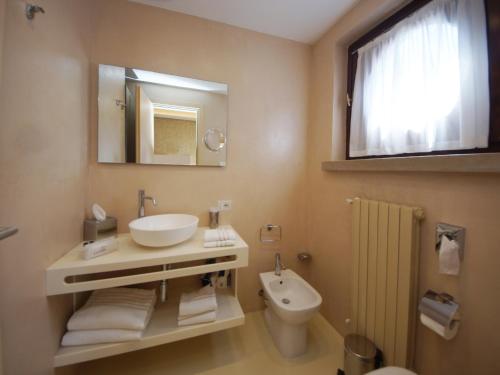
[54,290,244,367]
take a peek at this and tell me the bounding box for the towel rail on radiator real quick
[349,198,423,368]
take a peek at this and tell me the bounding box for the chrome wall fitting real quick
[0,226,18,241]
[260,224,282,243]
[25,4,45,20]
[297,252,311,261]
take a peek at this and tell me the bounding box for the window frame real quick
[345,0,500,160]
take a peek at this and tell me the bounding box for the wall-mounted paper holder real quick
[418,290,461,340]
[436,223,465,260]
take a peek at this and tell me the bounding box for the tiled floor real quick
[75,311,344,374]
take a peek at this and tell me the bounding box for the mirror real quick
[97,64,228,166]
[204,128,226,152]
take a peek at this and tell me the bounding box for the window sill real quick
[322,153,500,173]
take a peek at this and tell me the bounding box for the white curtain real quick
[349,0,490,157]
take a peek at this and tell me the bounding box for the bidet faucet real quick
[138,189,157,218]
[275,253,285,276]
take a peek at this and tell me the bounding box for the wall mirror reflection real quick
[98,64,228,166]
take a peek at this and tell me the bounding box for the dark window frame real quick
[346,0,500,160]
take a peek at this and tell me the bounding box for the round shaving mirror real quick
[203,128,226,152]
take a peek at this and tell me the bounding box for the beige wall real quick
[0,0,6,375]
[307,1,500,374]
[87,0,311,314]
[0,1,5,373]
[0,1,310,372]
[0,0,5,86]
[0,0,91,374]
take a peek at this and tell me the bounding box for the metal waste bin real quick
[344,334,377,375]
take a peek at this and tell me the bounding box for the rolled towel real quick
[203,240,235,248]
[178,311,217,327]
[179,285,217,317]
[61,329,142,346]
[204,228,236,242]
[67,287,156,331]
[82,237,118,260]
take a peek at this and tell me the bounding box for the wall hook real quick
[25,3,45,20]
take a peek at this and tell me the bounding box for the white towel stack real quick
[203,228,236,248]
[178,285,217,326]
[61,287,156,346]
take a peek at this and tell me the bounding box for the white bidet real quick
[259,269,322,358]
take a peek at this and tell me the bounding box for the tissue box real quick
[84,216,117,241]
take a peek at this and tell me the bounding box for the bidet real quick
[259,269,322,357]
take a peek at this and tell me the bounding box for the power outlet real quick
[218,200,232,211]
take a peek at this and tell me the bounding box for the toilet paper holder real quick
[419,290,461,322]
[419,290,461,340]
[436,223,465,260]
[432,292,461,321]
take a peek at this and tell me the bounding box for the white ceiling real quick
[130,0,359,44]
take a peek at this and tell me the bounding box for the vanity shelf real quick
[54,289,243,367]
[46,226,249,295]
[46,225,249,367]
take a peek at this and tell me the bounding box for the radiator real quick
[350,198,424,367]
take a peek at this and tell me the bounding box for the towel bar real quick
[0,226,18,241]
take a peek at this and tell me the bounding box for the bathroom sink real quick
[129,214,199,247]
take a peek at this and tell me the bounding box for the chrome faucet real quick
[275,253,285,276]
[138,189,157,218]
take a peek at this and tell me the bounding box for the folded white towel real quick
[67,287,156,331]
[204,228,236,242]
[178,311,217,326]
[178,285,217,317]
[203,240,235,248]
[61,329,142,346]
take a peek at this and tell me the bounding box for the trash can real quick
[344,334,377,375]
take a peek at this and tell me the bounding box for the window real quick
[346,0,497,159]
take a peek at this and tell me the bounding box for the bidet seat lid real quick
[367,366,417,375]
[344,334,376,360]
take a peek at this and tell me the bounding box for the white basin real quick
[129,214,199,247]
